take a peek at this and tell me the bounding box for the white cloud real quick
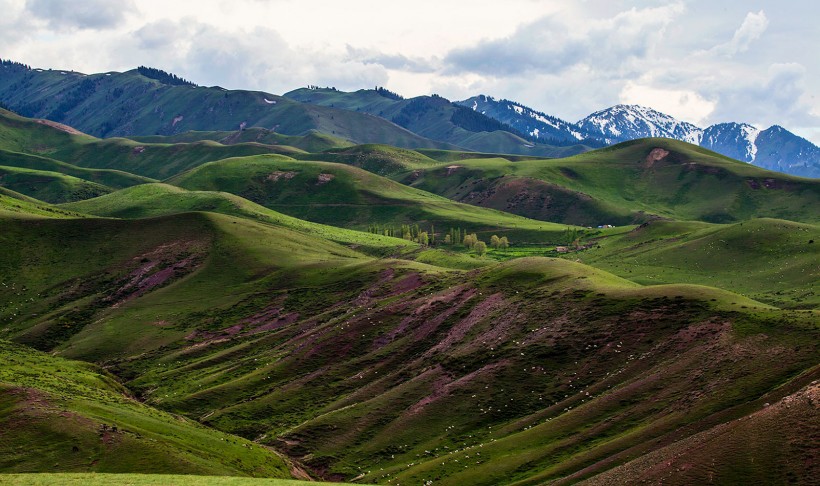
[712,10,769,56]
[26,0,137,30]
[619,82,715,125]
[445,3,685,75]
[0,0,818,144]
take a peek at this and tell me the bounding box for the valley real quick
[0,65,817,486]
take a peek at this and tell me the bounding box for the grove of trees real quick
[367,225,510,255]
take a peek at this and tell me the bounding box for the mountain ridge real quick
[461,96,820,178]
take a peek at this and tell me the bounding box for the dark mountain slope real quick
[0,63,450,149]
[285,87,589,157]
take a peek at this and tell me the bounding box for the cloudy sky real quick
[2,0,818,142]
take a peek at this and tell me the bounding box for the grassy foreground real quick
[0,474,342,485]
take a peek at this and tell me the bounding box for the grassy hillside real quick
[398,138,820,226]
[60,183,415,254]
[0,340,291,477]
[0,97,817,484]
[0,148,154,188]
[0,66,450,149]
[166,154,573,243]
[79,255,820,483]
[294,144,440,177]
[0,107,299,180]
[0,210,376,360]
[578,378,819,485]
[0,474,337,485]
[0,208,816,484]
[131,129,355,153]
[0,187,87,218]
[0,165,112,203]
[575,218,820,309]
[285,87,590,157]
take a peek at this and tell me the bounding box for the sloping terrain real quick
[0,104,817,485]
[130,129,354,153]
[0,165,113,203]
[166,154,571,242]
[0,340,291,477]
[457,95,602,146]
[284,88,588,157]
[467,97,820,178]
[0,65,449,149]
[397,138,820,226]
[578,378,819,485]
[0,214,816,484]
[0,186,87,218]
[60,183,415,254]
[577,218,820,309]
[0,108,296,180]
[0,148,154,188]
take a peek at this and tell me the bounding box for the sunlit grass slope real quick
[398,138,820,226]
[577,218,819,308]
[0,165,112,203]
[166,154,573,243]
[0,340,291,477]
[60,183,414,253]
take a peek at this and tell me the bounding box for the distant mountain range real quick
[1,60,817,177]
[459,96,820,178]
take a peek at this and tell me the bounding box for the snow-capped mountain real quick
[460,96,819,178]
[700,122,761,162]
[456,95,602,147]
[576,104,703,145]
[752,126,820,178]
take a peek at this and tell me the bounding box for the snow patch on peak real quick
[578,104,703,145]
[740,124,761,160]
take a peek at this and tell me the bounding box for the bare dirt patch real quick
[35,118,85,135]
[316,173,335,185]
[644,148,669,168]
[267,171,297,182]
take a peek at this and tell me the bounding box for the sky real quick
[2,0,819,143]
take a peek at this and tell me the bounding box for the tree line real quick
[0,59,31,70]
[137,66,197,87]
[367,224,510,255]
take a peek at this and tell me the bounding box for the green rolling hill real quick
[0,339,291,478]
[392,138,820,226]
[0,165,113,203]
[165,154,572,242]
[575,218,820,309]
[59,183,415,255]
[0,148,154,188]
[0,94,817,485]
[0,209,816,484]
[130,128,355,153]
[0,108,297,180]
[0,186,87,218]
